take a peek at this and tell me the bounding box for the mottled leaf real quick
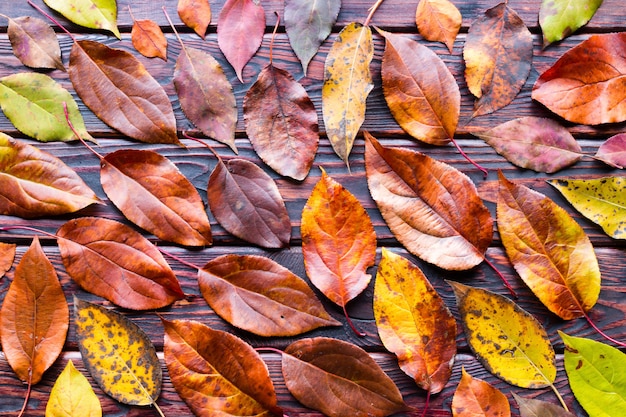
[322,22,373,164]
[284,0,341,74]
[7,16,65,71]
[0,237,68,385]
[70,40,179,145]
[46,360,102,417]
[101,149,213,247]
[282,337,409,417]
[198,254,340,337]
[0,134,100,218]
[374,248,456,394]
[378,28,459,145]
[415,0,462,53]
[595,133,626,169]
[560,332,626,417]
[540,0,604,47]
[464,3,533,116]
[452,368,511,417]
[450,281,557,389]
[513,393,576,417]
[74,297,161,406]
[532,32,626,125]
[163,319,282,416]
[43,0,120,38]
[0,242,16,279]
[475,117,582,173]
[207,158,290,248]
[0,72,92,142]
[178,0,211,39]
[364,132,493,270]
[498,172,601,320]
[217,0,265,82]
[57,217,184,310]
[548,176,626,240]
[131,18,167,60]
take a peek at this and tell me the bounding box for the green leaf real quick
[548,177,626,240]
[0,73,92,142]
[43,0,120,39]
[560,332,626,417]
[539,0,603,47]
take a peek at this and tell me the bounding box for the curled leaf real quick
[0,242,16,279]
[178,0,211,39]
[7,15,65,71]
[131,18,167,61]
[46,360,102,417]
[595,133,626,169]
[415,0,462,53]
[452,368,511,417]
[540,0,604,47]
[43,0,120,38]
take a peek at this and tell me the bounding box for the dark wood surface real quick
[0,1,624,416]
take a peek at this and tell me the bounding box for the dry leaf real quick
[7,15,65,71]
[131,18,167,60]
[513,393,576,417]
[415,0,462,53]
[595,133,626,169]
[452,368,511,417]
[46,360,102,417]
[178,0,211,39]
[0,242,16,279]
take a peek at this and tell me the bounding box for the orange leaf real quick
[415,0,462,53]
[131,18,167,60]
[452,368,511,417]
[0,242,16,279]
[177,0,211,39]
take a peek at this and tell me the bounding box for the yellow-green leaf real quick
[43,0,120,39]
[322,22,373,165]
[45,360,102,417]
[548,176,626,240]
[449,281,556,389]
[74,297,161,407]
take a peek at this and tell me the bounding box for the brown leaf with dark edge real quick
[6,15,65,71]
[131,17,167,61]
[198,254,340,337]
[415,0,462,53]
[57,217,184,310]
[69,40,179,145]
[595,133,626,169]
[178,0,211,39]
[378,28,460,146]
[282,337,410,417]
[217,0,265,82]
[208,157,290,248]
[532,32,626,125]
[0,242,16,279]
[364,131,493,270]
[0,133,101,218]
[101,149,212,247]
[163,318,282,416]
[452,367,511,417]
[513,393,576,417]
[464,2,533,117]
[0,237,68,385]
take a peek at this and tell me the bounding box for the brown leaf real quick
[532,32,626,125]
[198,254,340,337]
[7,16,65,71]
[595,133,626,169]
[163,318,282,416]
[101,149,212,247]
[464,3,533,116]
[282,337,409,417]
[207,157,290,248]
[244,63,319,180]
[452,368,511,417]
[513,393,576,417]
[131,18,167,61]
[0,237,68,384]
[178,0,211,39]
[69,40,179,144]
[0,242,16,279]
[415,0,462,53]
[57,217,184,310]
[217,0,265,82]
[378,28,460,145]
[364,131,493,270]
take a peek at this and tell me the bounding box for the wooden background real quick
[0,0,625,416]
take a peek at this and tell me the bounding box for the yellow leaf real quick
[45,360,102,417]
[322,22,373,165]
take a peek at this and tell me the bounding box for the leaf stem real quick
[0,225,58,240]
[343,304,367,337]
[182,131,223,162]
[269,12,280,65]
[364,0,386,27]
[17,370,33,417]
[449,137,488,177]
[27,0,77,43]
[63,102,103,160]
[483,255,517,298]
[254,346,284,355]
[583,310,626,348]
[153,401,166,417]
[419,390,431,417]
[158,247,202,271]
[549,382,570,412]
[162,6,186,52]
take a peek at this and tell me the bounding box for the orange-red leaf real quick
[57,217,184,310]
[0,237,68,384]
[178,0,211,39]
[198,254,340,336]
[452,368,511,417]
[415,0,462,53]
[0,242,16,279]
[131,18,167,60]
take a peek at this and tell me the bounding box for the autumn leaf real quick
[101,149,213,247]
[532,32,626,125]
[198,254,340,337]
[497,171,601,320]
[178,0,211,39]
[322,22,374,165]
[365,131,493,270]
[513,393,576,417]
[475,117,582,173]
[217,0,265,82]
[449,281,557,389]
[5,15,65,71]
[163,318,282,417]
[548,176,626,240]
[74,297,162,409]
[0,133,100,218]
[43,0,120,38]
[46,360,102,417]
[130,11,167,61]
[57,217,185,310]
[284,0,341,74]
[374,248,456,394]
[207,157,291,248]
[540,0,604,47]
[451,368,510,417]
[595,133,626,169]
[282,337,409,417]
[415,0,462,53]
[464,2,533,116]
[0,242,16,279]
[0,72,92,142]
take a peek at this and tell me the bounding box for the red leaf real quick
[595,133,626,169]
